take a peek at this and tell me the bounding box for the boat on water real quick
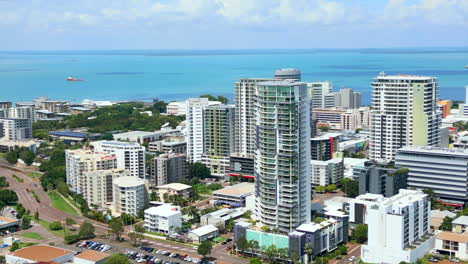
[67,76,84,81]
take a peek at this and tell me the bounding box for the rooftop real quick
[213,182,254,197]
[374,73,436,80]
[437,231,468,243]
[9,245,74,262]
[145,204,181,217]
[190,224,218,236]
[202,208,246,220]
[75,250,110,261]
[92,140,143,147]
[297,219,338,233]
[256,80,305,86]
[113,176,146,188]
[157,183,192,191]
[452,216,468,226]
[0,216,19,224]
[398,146,468,157]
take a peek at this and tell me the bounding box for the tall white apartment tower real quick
[91,141,146,179]
[369,73,441,162]
[307,81,333,109]
[8,106,35,124]
[234,78,274,156]
[254,80,311,233]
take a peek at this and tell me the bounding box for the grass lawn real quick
[36,219,73,238]
[20,232,44,240]
[65,196,81,211]
[213,236,227,243]
[48,191,79,216]
[193,183,223,194]
[26,172,42,179]
[145,231,167,237]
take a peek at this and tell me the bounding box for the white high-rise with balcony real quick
[254,80,311,233]
[369,73,441,162]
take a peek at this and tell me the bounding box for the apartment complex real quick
[324,88,361,109]
[310,159,344,187]
[112,176,147,216]
[149,153,188,186]
[91,141,145,179]
[144,204,182,234]
[369,73,441,162]
[355,161,408,197]
[65,149,117,194]
[254,80,311,232]
[148,136,186,154]
[396,146,468,205]
[311,133,339,161]
[84,169,129,208]
[274,68,301,81]
[0,118,32,140]
[307,81,333,109]
[361,189,434,264]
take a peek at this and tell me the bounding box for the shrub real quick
[64,234,80,245]
[49,221,63,230]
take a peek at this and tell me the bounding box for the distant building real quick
[84,169,129,208]
[74,250,110,264]
[0,118,32,140]
[0,102,12,110]
[200,207,246,228]
[311,133,339,161]
[144,204,182,234]
[166,101,187,116]
[274,68,301,81]
[113,176,148,216]
[360,189,434,264]
[91,141,146,179]
[41,100,68,113]
[65,149,117,195]
[228,154,254,178]
[310,159,344,187]
[313,108,346,129]
[323,88,361,109]
[212,182,254,207]
[148,136,186,154]
[396,146,468,206]
[49,130,101,143]
[8,106,35,124]
[355,161,408,197]
[307,81,333,109]
[113,128,179,144]
[437,100,452,119]
[188,224,219,244]
[6,245,75,264]
[155,183,192,202]
[149,153,188,186]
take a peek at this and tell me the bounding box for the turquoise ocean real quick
[0,48,467,104]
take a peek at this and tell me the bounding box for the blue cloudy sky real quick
[1,0,467,50]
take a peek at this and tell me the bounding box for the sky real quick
[0,0,467,50]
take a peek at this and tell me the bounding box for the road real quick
[0,166,109,233]
[332,244,361,264]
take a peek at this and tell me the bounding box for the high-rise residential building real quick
[185,98,221,163]
[148,136,186,154]
[361,189,434,264]
[84,168,129,208]
[166,101,187,116]
[437,100,452,118]
[323,88,361,109]
[202,104,236,178]
[149,153,188,187]
[340,109,361,131]
[354,161,408,197]
[274,68,301,81]
[310,159,344,187]
[65,149,117,194]
[255,80,311,232]
[369,73,441,162]
[112,176,148,216]
[396,146,468,206]
[307,81,333,109]
[311,133,339,161]
[234,78,274,157]
[0,102,12,110]
[91,141,146,179]
[0,118,33,140]
[8,106,35,124]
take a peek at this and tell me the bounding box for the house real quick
[74,250,110,264]
[188,225,219,244]
[431,210,456,231]
[452,216,468,234]
[435,231,468,261]
[200,208,246,228]
[144,204,182,234]
[6,245,75,264]
[155,183,192,201]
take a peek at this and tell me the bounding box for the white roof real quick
[157,183,192,191]
[297,219,338,233]
[453,216,468,226]
[190,224,218,236]
[113,176,146,188]
[145,204,181,217]
[430,210,456,219]
[213,182,254,197]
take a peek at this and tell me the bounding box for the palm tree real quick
[304,243,314,264]
[187,206,199,222]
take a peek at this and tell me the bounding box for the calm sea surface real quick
[0,48,467,104]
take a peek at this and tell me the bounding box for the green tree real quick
[9,243,19,252]
[325,184,337,192]
[422,189,437,207]
[226,217,235,232]
[34,209,39,220]
[248,258,262,264]
[108,219,124,240]
[316,185,325,193]
[338,244,347,255]
[65,217,76,230]
[351,224,368,243]
[190,162,211,180]
[21,215,32,229]
[56,181,70,196]
[5,151,18,164]
[197,241,213,259]
[133,223,145,245]
[64,234,80,244]
[19,150,35,166]
[440,216,453,231]
[340,178,359,198]
[103,254,131,264]
[49,221,63,230]
[0,189,18,205]
[235,236,249,253]
[304,243,314,262]
[79,221,95,239]
[187,206,199,222]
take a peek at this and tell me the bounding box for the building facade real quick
[84,169,129,208]
[149,153,188,187]
[370,73,441,162]
[0,118,32,140]
[307,81,333,109]
[311,134,339,161]
[144,204,182,234]
[255,80,311,232]
[310,159,344,187]
[112,176,148,216]
[396,146,468,206]
[356,162,408,197]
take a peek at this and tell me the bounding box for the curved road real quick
[0,166,109,233]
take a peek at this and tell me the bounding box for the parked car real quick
[348,256,356,261]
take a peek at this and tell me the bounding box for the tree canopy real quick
[103,254,131,264]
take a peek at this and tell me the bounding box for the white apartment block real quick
[361,189,434,264]
[234,78,274,157]
[185,98,221,162]
[0,118,32,140]
[8,106,35,123]
[307,81,333,109]
[113,176,148,216]
[91,141,146,179]
[340,109,361,131]
[144,204,182,234]
[310,159,344,187]
[65,149,117,195]
[255,80,311,232]
[84,168,129,208]
[166,101,187,116]
[370,73,441,162]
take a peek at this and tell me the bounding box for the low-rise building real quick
[6,245,75,264]
[144,204,182,235]
[355,161,408,197]
[435,231,468,261]
[155,183,192,202]
[74,250,110,264]
[113,128,179,144]
[113,176,148,216]
[148,136,186,154]
[310,159,344,187]
[0,216,20,231]
[430,210,456,231]
[166,101,187,116]
[200,208,246,228]
[212,182,254,207]
[188,224,219,244]
[452,216,468,234]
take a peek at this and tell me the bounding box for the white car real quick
[349,256,356,261]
